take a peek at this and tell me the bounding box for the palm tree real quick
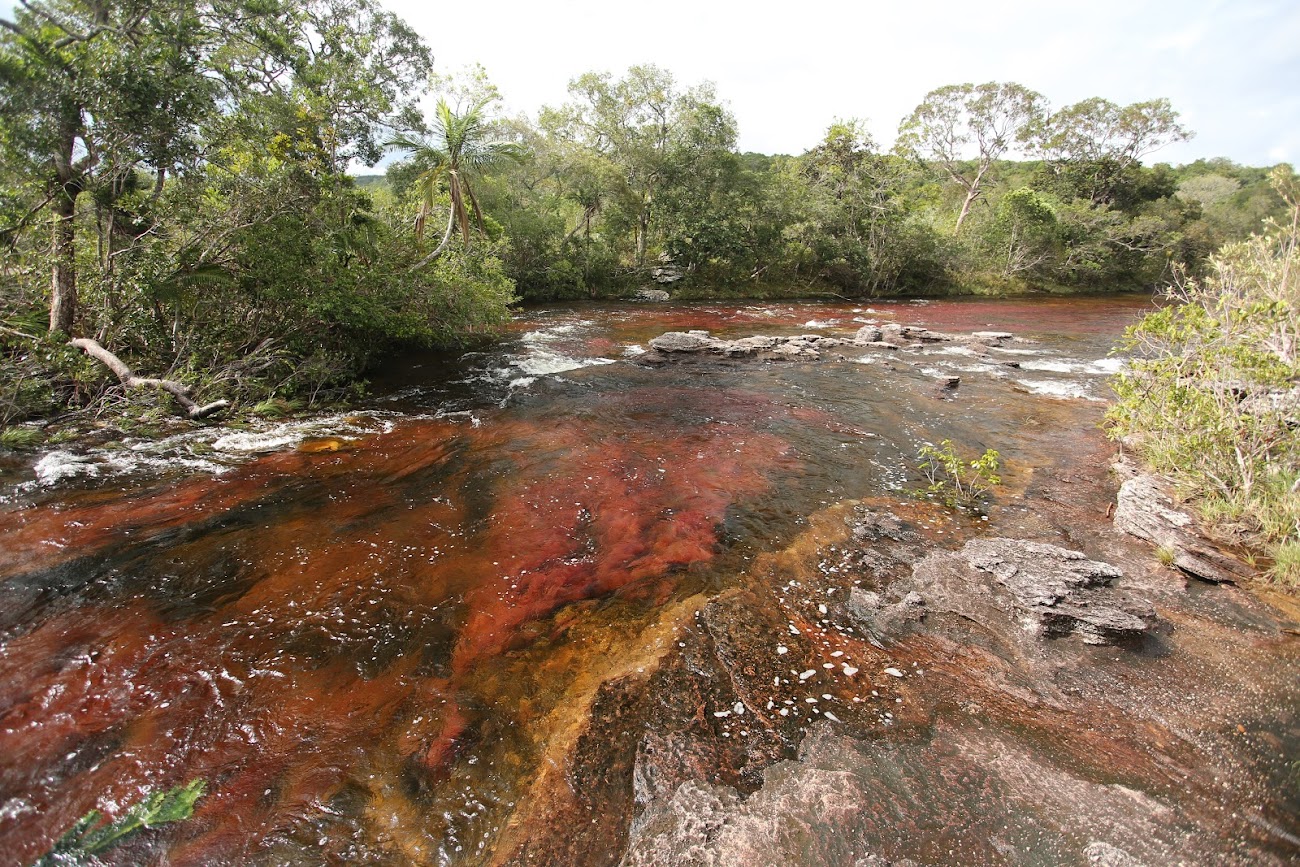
[389,97,526,269]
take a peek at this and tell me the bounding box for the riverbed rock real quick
[845,586,926,648]
[643,325,1025,367]
[1113,472,1254,584]
[853,325,884,344]
[621,719,1217,867]
[649,331,721,353]
[772,342,820,360]
[635,288,671,302]
[897,538,1154,647]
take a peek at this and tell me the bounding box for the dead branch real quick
[69,337,229,419]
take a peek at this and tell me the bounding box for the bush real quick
[915,439,1002,510]
[1107,167,1300,586]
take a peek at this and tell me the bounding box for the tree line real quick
[0,0,1289,428]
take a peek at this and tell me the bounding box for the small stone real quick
[884,667,905,678]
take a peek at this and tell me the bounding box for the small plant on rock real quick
[915,439,1001,509]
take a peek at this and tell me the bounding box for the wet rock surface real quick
[472,482,1300,866]
[642,323,1031,366]
[533,492,1299,867]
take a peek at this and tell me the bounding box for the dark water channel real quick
[7,295,1291,866]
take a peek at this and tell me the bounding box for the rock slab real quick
[1113,472,1253,584]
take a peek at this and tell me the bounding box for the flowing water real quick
[1,295,1254,865]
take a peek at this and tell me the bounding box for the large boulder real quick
[853,325,884,344]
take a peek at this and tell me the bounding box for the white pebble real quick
[884,667,905,678]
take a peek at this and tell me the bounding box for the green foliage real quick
[0,8,1287,427]
[0,425,44,449]
[915,439,1002,509]
[34,779,206,867]
[1107,168,1300,586]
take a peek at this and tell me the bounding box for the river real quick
[2,296,1297,866]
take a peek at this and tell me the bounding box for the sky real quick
[2,0,1296,166]
[381,0,1299,166]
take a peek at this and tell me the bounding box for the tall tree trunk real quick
[408,204,457,271]
[49,186,77,334]
[953,186,979,236]
[636,209,649,266]
[951,162,989,236]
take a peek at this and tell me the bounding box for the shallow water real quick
[0,296,1165,865]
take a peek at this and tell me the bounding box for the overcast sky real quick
[2,0,1295,165]
[384,0,1298,166]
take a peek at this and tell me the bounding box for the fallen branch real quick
[70,338,229,419]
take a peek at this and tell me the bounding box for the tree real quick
[541,65,733,266]
[896,82,1046,234]
[1033,98,1192,204]
[0,0,432,337]
[389,97,527,268]
[990,187,1058,277]
[0,0,223,333]
[788,121,921,294]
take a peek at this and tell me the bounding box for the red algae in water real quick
[451,418,789,671]
[1,297,1194,865]
[0,382,801,864]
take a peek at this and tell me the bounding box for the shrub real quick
[916,439,1002,509]
[1107,166,1300,587]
